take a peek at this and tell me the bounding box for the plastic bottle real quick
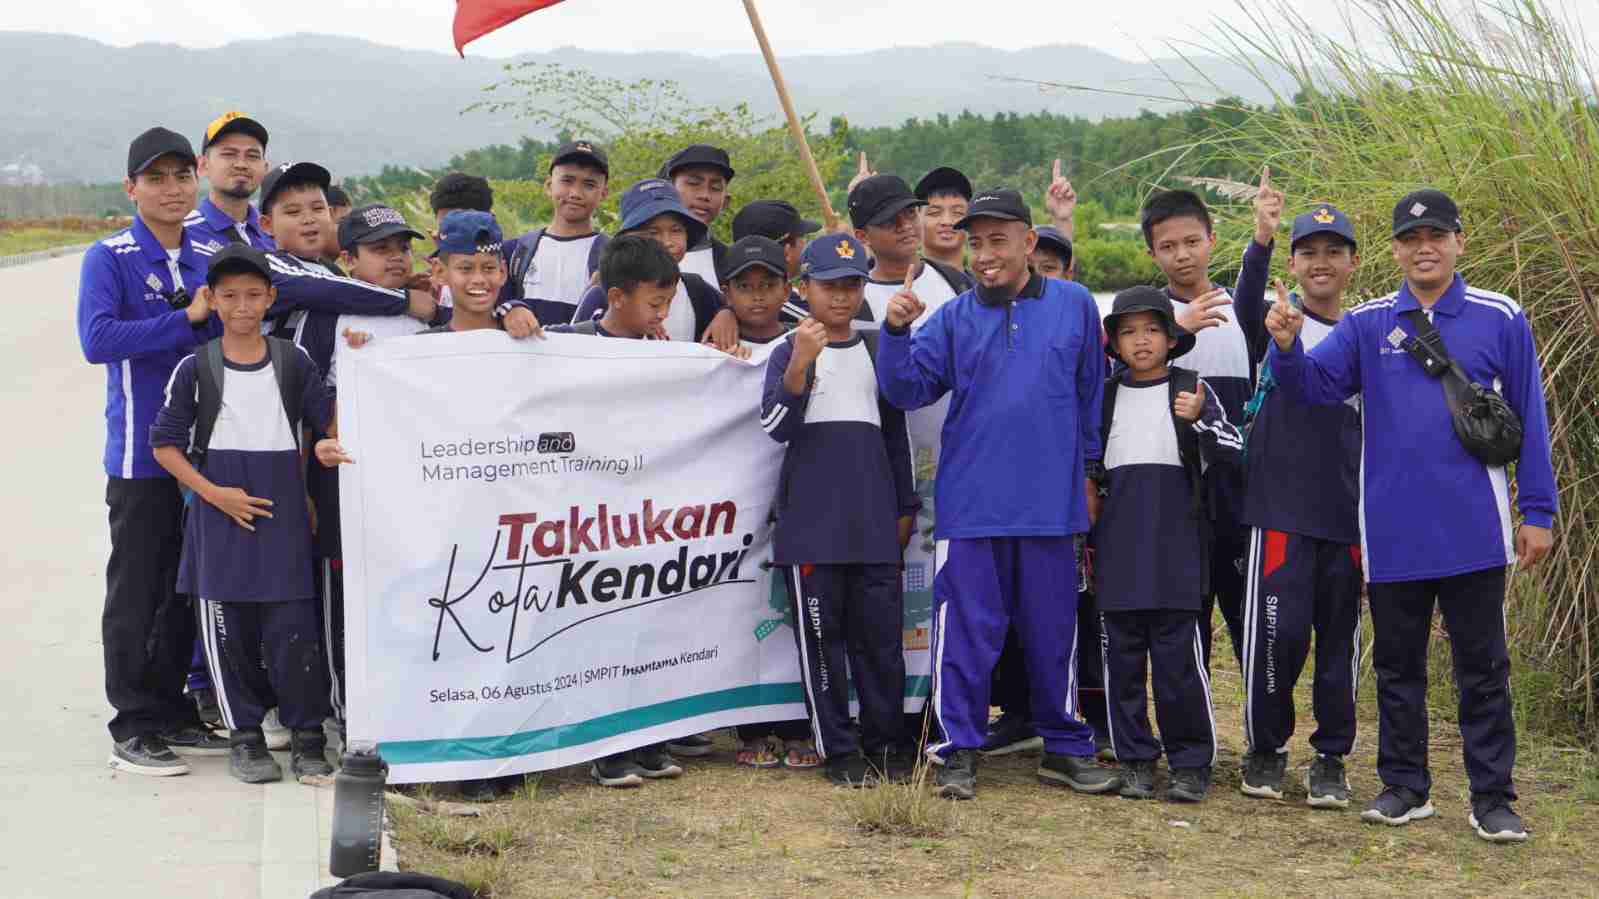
[329,741,387,877]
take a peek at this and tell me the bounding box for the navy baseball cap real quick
[618,179,708,248]
[1290,204,1357,251]
[720,236,789,282]
[659,144,735,181]
[956,189,1032,230]
[848,174,925,229]
[339,203,425,252]
[259,161,331,211]
[127,127,196,177]
[551,140,609,176]
[205,244,273,288]
[1103,286,1196,363]
[1034,225,1073,266]
[732,200,821,241]
[915,166,973,201]
[800,233,870,281]
[435,210,504,256]
[1392,189,1462,238]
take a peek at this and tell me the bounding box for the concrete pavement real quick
[0,252,345,898]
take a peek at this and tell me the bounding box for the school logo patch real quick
[362,206,406,228]
[1410,201,1428,217]
[1387,326,1407,349]
[145,273,162,291]
[1313,208,1335,224]
[834,241,856,260]
[574,142,594,153]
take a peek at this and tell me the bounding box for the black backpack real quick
[188,337,306,466]
[1099,365,1205,517]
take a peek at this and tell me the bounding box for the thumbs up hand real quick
[847,151,877,195]
[1173,378,1206,423]
[1264,278,1304,351]
[885,264,925,329]
[1253,165,1284,246]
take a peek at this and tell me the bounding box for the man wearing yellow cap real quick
[183,111,274,251]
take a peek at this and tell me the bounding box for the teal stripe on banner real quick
[383,676,934,764]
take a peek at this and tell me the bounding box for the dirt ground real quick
[390,660,1599,898]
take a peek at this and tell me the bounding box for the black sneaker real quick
[108,734,190,777]
[935,749,977,800]
[191,688,222,728]
[864,748,914,784]
[590,752,645,788]
[633,744,683,779]
[291,729,335,779]
[228,730,283,784]
[1470,795,1529,843]
[1119,759,1156,800]
[1167,767,1212,803]
[1038,752,1123,794]
[1240,751,1287,800]
[980,713,1043,756]
[161,724,231,756]
[826,753,873,788]
[459,775,521,801]
[1305,754,1350,809]
[1361,785,1435,826]
[665,732,714,757]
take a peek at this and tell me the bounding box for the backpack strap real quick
[266,338,306,451]
[586,233,609,278]
[190,339,226,464]
[859,329,879,363]
[1167,366,1204,516]
[1099,375,1119,465]
[507,228,544,299]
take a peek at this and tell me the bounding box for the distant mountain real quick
[0,32,1287,183]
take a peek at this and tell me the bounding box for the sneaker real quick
[160,724,231,756]
[290,729,335,779]
[1167,766,1212,803]
[1470,795,1529,843]
[229,731,284,784]
[262,708,291,751]
[1240,751,1287,800]
[665,732,714,757]
[459,775,521,801]
[1094,734,1117,763]
[980,713,1043,756]
[934,749,977,800]
[826,753,873,788]
[191,688,222,728]
[1305,754,1350,809]
[1038,752,1123,794]
[108,734,190,777]
[590,753,645,788]
[1118,759,1157,800]
[1361,785,1435,826]
[633,744,683,779]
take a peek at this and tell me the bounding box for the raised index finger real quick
[904,261,917,292]
[1053,158,1063,182]
[1260,165,1271,192]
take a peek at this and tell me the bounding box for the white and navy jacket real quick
[1166,279,1254,530]
[192,247,411,341]
[1269,274,1557,582]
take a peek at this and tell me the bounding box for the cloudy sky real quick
[4,0,1357,59]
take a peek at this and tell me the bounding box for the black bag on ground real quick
[1399,308,1522,466]
[309,871,474,899]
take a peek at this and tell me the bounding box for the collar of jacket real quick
[975,272,1045,307]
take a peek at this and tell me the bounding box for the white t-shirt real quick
[523,232,602,314]
[663,280,697,343]
[860,263,961,331]
[327,314,430,387]
[680,244,718,286]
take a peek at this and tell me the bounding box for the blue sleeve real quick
[875,307,955,411]
[878,397,920,517]
[1269,313,1363,406]
[760,338,808,444]
[1192,377,1244,467]
[1501,312,1557,527]
[294,346,334,436]
[149,354,198,449]
[266,253,407,318]
[1234,239,1274,361]
[1076,293,1105,464]
[294,313,338,385]
[571,284,606,325]
[77,246,203,364]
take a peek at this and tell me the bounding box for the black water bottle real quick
[329,741,387,877]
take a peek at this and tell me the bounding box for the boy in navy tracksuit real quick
[150,245,335,785]
[1267,189,1556,842]
[876,189,1120,800]
[1094,287,1241,802]
[761,233,918,786]
[1233,184,1365,808]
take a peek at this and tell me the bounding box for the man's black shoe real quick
[229,730,283,784]
[826,753,872,788]
[1361,785,1435,826]
[1240,750,1287,800]
[108,734,189,777]
[1119,759,1156,799]
[1167,766,1212,803]
[980,713,1042,756]
[1470,794,1529,843]
[161,723,230,756]
[935,749,977,800]
[1038,752,1122,794]
[291,729,335,779]
[1306,754,1350,809]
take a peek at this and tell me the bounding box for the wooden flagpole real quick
[740,0,840,230]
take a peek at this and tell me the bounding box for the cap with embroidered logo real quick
[800,233,870,281]
[259,161,331,212]
[956,189,1032,230]
[338,203,425,252]
[201,111,269,153]
[435,210,504,256]
[1291,203,1358,251]
[719,236,789,282]
[551,140,609,176]
[1392,188,1462,238]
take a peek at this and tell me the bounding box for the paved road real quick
[0,253,340,898]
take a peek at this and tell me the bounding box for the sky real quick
[1,0,1355,60]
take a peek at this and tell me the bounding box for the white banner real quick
[339,331,928,783]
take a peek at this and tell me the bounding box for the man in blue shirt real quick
[184,112,274,252]
[1267,188,1556,843]
[78,127,231,776]
[876,189,1121,801]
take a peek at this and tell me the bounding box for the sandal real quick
[783,739,821,769]
[735,738,781,768]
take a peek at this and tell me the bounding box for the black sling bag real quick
[1399,308,1522,466]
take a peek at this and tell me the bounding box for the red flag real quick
[453,0,568,56]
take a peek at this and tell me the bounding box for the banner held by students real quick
[339,332,928,783]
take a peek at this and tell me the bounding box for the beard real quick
[216,181,255,201]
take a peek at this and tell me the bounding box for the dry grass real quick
[391,659,1599,897]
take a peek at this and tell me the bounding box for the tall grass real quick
[1203,0,1599,742]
